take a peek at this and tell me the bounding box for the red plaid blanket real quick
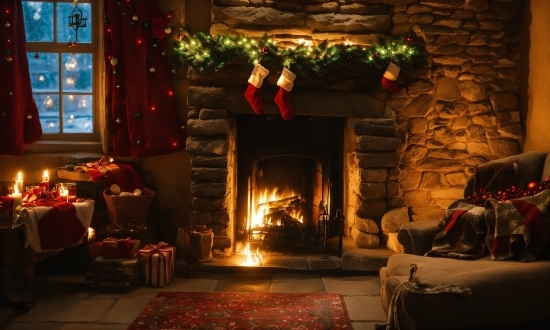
[428,189,550,262]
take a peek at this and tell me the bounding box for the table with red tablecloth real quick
[17,199,94,253]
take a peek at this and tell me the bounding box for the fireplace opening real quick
[235,115,345,253]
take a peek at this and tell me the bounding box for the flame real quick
[240,242,262,266]
[249,188,303,230]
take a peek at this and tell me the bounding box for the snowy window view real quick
[23,1,94,134]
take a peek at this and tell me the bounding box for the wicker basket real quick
[103,188,155,227]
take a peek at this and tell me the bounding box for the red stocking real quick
[381,62,401,93]
[244,64,269,114]
[274,88,293,120]
[274,68,296,120]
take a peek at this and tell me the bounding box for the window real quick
[23,0,100,144]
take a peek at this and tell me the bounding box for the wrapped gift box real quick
[177,225,213,263]
[138,242,175,287]
[102,237,140,259]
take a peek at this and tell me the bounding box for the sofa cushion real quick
[384,254,550,329]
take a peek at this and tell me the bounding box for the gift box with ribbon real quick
[138,242,175,287]
[102,237,139,259]
[177,225,213,263]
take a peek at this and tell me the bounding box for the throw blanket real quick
[426,203,487,260]
[18,199,94,253]
[428,189,550,262]
[75,157,147,192]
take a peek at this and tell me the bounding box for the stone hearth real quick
[183,0,523,256]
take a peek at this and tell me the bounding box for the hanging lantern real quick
[67,0,88,44]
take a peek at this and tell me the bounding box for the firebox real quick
[235,115,345,251]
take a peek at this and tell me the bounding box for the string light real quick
[164,29,425,76]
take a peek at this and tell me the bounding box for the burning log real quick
[257,195,299,209]
[281,213,303,227]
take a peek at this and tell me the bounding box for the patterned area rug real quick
[127,291,352,329]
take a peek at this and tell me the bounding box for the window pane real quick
[35,94,60,133]
[63,95,92,133]
[23,1,54,42]
[57,2,92,44]
[62,53,92,92]
[27,53,59,92]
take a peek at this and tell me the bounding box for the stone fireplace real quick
[183,0,523,256]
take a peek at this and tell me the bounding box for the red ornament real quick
[371,53,378,60]
[527,181,538,190]
[262,46,269,54]
[406,35,413,43]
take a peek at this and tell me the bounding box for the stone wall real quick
[185,0,523,252]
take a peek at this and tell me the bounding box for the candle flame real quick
[17,171,22,180]
[43,170,49,177]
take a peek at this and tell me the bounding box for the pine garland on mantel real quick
[164,29,426,77]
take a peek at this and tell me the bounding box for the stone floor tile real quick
[344,296,387,322]
[87,285,159,299]
[3,322,63,330]
[99,298,151,324]
[272,272,321,281]
[157,278,217,292]
[269,279,325,293]
[323,276,380,296]
[10,298,115,323]
[351,321,386,330]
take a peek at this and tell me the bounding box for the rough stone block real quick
[187,86,226,109]
[381,207,409,233]
[306,14,391,32]
[187,119,229,136]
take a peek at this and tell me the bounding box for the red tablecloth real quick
[18,199,94,253]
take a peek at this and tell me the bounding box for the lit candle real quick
[15,171,24,195]
[40,170,50,191]
[10,185,22,206]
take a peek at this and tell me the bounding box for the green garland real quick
[164,30,426,77]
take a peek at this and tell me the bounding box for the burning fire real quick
[240,242,262,266]
[249,188,303,230]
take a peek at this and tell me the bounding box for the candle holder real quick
[56,183,77,202]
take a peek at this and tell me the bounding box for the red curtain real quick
[0,0,42,155]
[104,0,186,158]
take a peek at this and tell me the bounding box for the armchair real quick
[380,151,550,329]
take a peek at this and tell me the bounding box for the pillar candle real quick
[40,170,50,191]
[10,185,22,206]
[15,171,23,194]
